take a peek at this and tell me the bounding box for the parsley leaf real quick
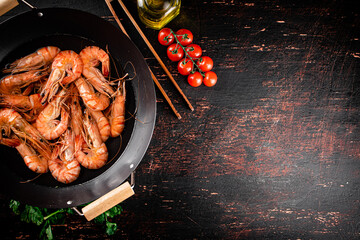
[105,221,117,236]
[105,205,123,218]
[94,204,123,235]
[94,212,106,224]
[40,221,53,240]
[9,199,21,215]
[20,205,44,226]
[9,200,123,238]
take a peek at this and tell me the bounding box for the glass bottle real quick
[137,0,181,30]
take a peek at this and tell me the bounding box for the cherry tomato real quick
[158,28,175,46]
[187,72,203,87]
[197,56,213,72]
[185,44,202,58]
[167,44,184,62]
[175,29,193,46]
[203,71,217,87]
[178,58,194,75]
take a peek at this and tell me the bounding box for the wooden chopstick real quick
[117,0,194,112]
[105,0,182,119]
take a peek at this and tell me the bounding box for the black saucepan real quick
[0,8,156,208]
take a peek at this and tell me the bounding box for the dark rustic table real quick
[1,0,360,239]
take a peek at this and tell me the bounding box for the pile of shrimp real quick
[0,46,127,184]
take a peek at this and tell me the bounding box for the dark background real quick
[1,0,360,239]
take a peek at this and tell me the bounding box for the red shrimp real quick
[0,136,20,147]
[40,50,83,104]
[35,89,69,140]
[87,107,110,142]
[0,93,45,122]
[0,134,48,174]
[108,81,125,138]
[48,129,81,184]
[0,69,49,94]
[80,46,114,97]
[69,92,84,137]
[0,108,51,161]
[16,139,49,174]
[80,46,110,76]
[3,46,60,73]
[75,110,108,169]
[74,77,110,111]
[69,93,89,156]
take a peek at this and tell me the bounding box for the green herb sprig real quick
[9,199,123,239]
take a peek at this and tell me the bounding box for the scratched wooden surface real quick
[1,0,360,239]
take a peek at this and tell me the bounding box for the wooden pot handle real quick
[81,181,135,221]
[0,0,19,16]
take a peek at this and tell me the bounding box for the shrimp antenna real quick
[123,61,137,81]
[106,135,122,166]
[106,45,121,81]
[125,108,143,124]
[19,173,43,184]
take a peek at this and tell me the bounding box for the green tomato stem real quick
[170,29,205,77]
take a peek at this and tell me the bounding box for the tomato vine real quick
[158,28,217,87]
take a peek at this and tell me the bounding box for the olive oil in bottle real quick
[137,0,181,30]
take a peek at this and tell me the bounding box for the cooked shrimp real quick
[82,68,115,97]
[109,81,125,138]
[80,46,110,76]
[0,93,45,122]
[80,46,114,97]
[15,138,49,174]
[0,69,49,94]
[69,93,89,155]
[0,133,48,174]
[3,46,60,74]
[0,136,20,147]
[0,108,51,160]
[0,93,41,111]
[75,110,108,169]
[74,77,110,111]
[69,93,84,137]
[40,50,83,104]
[35,89,69,140]
[88,107,110,142]
[48,129,81,184]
